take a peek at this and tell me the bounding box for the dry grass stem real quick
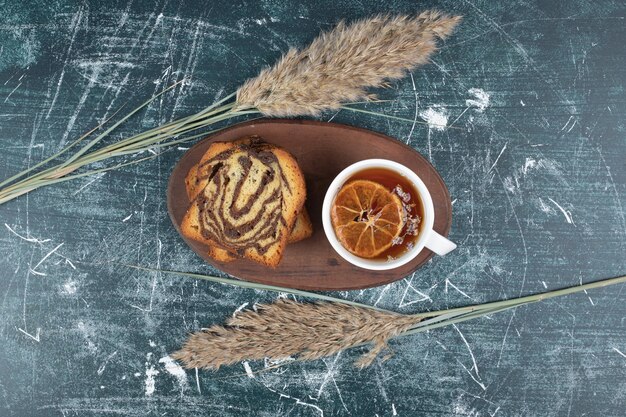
[236,12,462,116]
[131,267,625,372]
[172,299,421,369]
[1,13,462,204]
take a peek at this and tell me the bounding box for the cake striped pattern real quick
[197,141,289,255]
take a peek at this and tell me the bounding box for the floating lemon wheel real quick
[331,180,404,258]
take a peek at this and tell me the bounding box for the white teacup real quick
[322,159,456,271]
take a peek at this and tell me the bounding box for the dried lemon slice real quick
[331,180,404,258]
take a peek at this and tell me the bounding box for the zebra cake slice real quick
[206,207,313,263]
[181,137,306,267]
[185,138,313,263]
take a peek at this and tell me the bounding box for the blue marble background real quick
[0,0,625,416]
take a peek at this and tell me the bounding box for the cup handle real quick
[424,231,457,256]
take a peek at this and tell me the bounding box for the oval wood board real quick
[167,119,452,291]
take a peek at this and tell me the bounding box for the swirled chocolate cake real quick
[184,138,312,263]
[182,136,307,267]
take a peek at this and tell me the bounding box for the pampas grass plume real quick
[172,299,421,369]
[236,12,462,117]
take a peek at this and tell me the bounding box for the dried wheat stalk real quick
[236,12,462,117]
[1,12,461,204]
[171,299,421,369]
[166,271,626,371]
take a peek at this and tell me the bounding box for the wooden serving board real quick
[167,119,452,291]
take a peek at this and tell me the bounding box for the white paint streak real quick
[316,353,341,398]
[537,197,555,214]
[399,274,432,307]
[490,406,501,417]
[264,356,295,368]
[73,173,105,195]
[195,368,201,394]
[453,324,480,378]
[242,361,255,378]
[233,302,249,316]
[488,143,507,173]
[31,242,64,273]
[63,280,77,294]
[445,279,473,300]
[59,66,101,148]
[373,284,391,307]
[265,386,324,416]
[46,8,84,119]
[5,223,50,244]
[466,88,490,111]
[76,60,137,69]
[4,81,23,103]
[419,106,448,131]
[497,311,515,367]
[97,351,117,375]
[459,362,486,391]
[613,347,626,359]
[522,157,537,175]
[560,115,577,132]
[77,321,97,354]
[405,72,419,144]
[144,366,159,396]
[18,327,40,342]
[548,198,574,225]
[159,355,188,391]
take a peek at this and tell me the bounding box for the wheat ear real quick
[236,12,462,117]
[171,299,420,369]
